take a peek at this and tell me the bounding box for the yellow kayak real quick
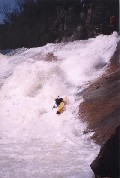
[57,101,65,114]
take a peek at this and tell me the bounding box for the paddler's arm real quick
[52,104,57,109]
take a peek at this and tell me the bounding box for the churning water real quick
[0,33,119,178]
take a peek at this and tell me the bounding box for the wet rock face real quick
[90,125,120,178]
[79,42,120,145]
[79,42,120,178]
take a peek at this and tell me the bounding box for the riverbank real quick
[79,42,120,177]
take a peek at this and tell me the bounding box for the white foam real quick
[0,33,119,178]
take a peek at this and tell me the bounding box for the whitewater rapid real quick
[0,33,119,178]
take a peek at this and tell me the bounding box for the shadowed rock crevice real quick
[90,125,120,178]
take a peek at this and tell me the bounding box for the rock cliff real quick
[79,42,120,177]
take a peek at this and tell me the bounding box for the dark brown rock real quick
[79,42,120,145]
[79,42,120,178]
[90,125,120,178]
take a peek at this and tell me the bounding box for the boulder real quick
[79,42,120,145]
[90,125,120,178]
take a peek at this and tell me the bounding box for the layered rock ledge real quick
[79,42,120,177]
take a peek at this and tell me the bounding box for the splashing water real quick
[0,33,119,178]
